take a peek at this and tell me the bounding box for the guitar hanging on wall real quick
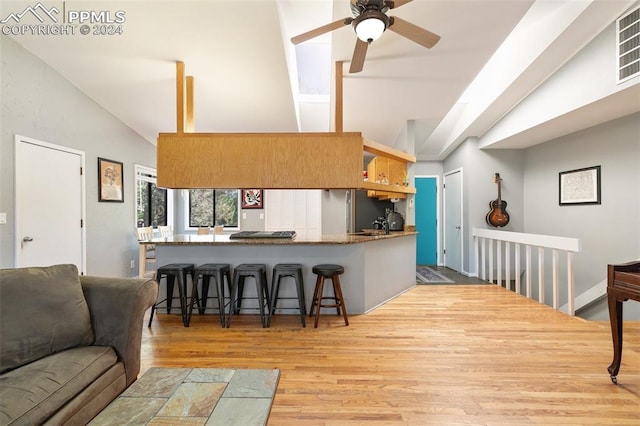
[486,173,510,228]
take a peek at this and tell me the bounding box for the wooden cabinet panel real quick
[158,132,363,189]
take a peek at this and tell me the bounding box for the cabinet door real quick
[366,156,407,199]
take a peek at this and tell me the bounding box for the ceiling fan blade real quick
[390,0,413,9]
[349,39,368,73]
[388,16,440,49]
[291,18,353,45]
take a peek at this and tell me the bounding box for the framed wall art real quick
[241,189,263,209]
[98,157,124,202]
[559,165,601,206]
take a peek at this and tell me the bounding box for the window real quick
[135,165,173,228]
[188,189,239,228]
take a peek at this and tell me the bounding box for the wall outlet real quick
[130,260,135,269]
[0,213,6,224]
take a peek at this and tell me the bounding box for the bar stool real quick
[268,264,306,327]
[190,263,232,327]
[227,264,270,328]
[309,264,349,328]
[149,263,195,327]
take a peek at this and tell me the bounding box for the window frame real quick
[134,164,174,230]
[183,189,240,231]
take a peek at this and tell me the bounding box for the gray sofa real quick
[0,264,157,425]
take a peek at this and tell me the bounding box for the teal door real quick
[416,177,437,265]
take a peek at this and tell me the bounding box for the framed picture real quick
[98,157,124,202]
[241,189,263,209]
[559,165,601,205]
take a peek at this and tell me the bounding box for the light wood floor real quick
[141,285,639,425]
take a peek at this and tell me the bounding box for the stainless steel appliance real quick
[387,210,405,232]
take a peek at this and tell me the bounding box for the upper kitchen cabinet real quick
[362,139,416,200]
[157,132,416,198]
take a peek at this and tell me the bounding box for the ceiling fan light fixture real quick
[353,10,389,43]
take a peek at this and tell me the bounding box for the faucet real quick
[372,217,390,235]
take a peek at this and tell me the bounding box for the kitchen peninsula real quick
[140,231,416,314]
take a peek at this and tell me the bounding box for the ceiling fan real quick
[291,0,441,73]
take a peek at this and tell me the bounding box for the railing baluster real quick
[538,247,545,303]
[497,240,503,287]
[505,242,511,290]
[552,249,559,309]
[481,238,486,281]
[567,252,575,315]
[489,239,494,284]
[515,243,521,294]
[474,236,479,278]
[525,245,532,298]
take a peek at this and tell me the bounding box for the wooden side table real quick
[607,260,640,384]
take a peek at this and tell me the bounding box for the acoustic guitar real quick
[486,173,510,228]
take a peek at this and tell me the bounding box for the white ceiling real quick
[2,0,638,160]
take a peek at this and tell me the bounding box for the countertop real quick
[139,231,417,246]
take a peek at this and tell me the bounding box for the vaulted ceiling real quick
[2,0,637,160]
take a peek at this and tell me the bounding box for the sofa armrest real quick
[80,276,157,386]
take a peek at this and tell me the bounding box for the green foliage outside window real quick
[189,189,238,228]
[137,180,167,228]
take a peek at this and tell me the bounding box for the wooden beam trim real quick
[176,61,185,134]
[363,138,417,163]
[335,61,343,133]
[186,75,194,132]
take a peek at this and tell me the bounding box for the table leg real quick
[607,293,623,384]
[138,245,147,279]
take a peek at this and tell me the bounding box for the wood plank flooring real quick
[140,285,639,425]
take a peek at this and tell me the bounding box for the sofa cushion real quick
[0,346,118,425]
[0,264,94,373]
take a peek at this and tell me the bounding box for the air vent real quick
[617,6,640,83]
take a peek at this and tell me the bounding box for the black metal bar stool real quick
[227,264,270,328]
[190,263,232,328]
[149,263,195,327]
[309,264,349,328]
[268,263,306,327]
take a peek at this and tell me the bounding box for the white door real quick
[15,136,86,273]
[444,169,462,272]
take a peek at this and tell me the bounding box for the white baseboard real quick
[561,279,607,313]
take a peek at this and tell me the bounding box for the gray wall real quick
[443,139,525,274]
[523,112,640,320]
[1,37,156,277]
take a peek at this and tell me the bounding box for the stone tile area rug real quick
[416,266,455,284]
[90,368,280,426]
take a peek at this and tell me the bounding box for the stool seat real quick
[158,263,195,271]
[191,263,232,327]
[195,263,231,274]
[312,264,344,276]
[310,263,348,328]
[227,264,270,328]
[151,263,195,328]
[269,263,306,327]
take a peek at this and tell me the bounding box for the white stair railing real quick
[473,228,581,315]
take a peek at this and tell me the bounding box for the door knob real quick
[22,236,33,242]
[455,226,461,230]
